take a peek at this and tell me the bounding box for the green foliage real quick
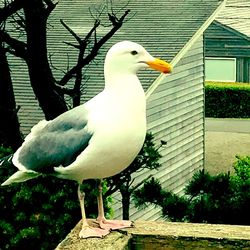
[133,177,163,209]
[133,177,189,222]
[133,156,250,225]
[0,145,12,158]
[161,194,188,222]
[186,171,235,224]
[185,166,249,225]
[0,147,111,250]
[0,175,80,250]
[232,155,250,183]
[205,81,250,118]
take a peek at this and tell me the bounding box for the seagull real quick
[1,41,172,238]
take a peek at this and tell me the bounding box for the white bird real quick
[1,41,172,238]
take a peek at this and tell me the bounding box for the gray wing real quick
[17,105,93,173]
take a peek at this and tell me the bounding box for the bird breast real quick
[74,90,146,179]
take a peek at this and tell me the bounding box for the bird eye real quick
[131,50,138,55]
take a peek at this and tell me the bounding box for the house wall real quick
[204,22,250,82]
[147,35,204,193]
[10,56,45,136]
[112,36,205,221]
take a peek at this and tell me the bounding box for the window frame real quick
[205,57,237,82]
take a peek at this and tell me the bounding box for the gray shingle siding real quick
[216,0,250,38]
[10,56,44,136]
[148,35,205,193]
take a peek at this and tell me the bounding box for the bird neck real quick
[104,73,140,90]
[104,73,145,107]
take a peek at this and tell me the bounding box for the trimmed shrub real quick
[133,156,250,225]
[205,81,250,118]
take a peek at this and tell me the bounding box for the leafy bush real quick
[0,175,80,249]
[133,178,189,222]
[133,156,250,225]
[0,147,111,250]
[0,145,13,158]
[205,81,250,118]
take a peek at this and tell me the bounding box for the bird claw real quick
[97,219,133,231]
[79,226,110,239]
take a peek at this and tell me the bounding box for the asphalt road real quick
[205,118,250,175]
[205,118,250,133]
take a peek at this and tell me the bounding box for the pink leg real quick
[96,180,133,230]
[77,184,110,238]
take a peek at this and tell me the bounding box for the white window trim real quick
[205,57,236,82]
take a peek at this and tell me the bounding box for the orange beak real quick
[146,58,172,74]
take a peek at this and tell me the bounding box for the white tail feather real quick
[1,170,41,186]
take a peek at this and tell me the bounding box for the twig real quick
[58,9,130,87]
[130,175,153,192]
[0,0,24,24]
[0,29,27,59]
[60,19,82,45]
[54,84,76,96]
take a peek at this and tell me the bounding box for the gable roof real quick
[211,20,250,42]
[4,0,225,135]
[215,0,250,38]
[48,0,225,100]
[51,0,225,62]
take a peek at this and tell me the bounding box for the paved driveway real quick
[205,118,250,175]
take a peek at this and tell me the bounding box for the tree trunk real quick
[0,41,23,150]
[23,0,68,120]
[120,188,131,220]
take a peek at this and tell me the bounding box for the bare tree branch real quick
[59,18,102,105]
[0,0,25,23]
[11,11,26,30]
[60,19,101,50]
[54,84,75,96]
[85,19,100,43]
[0,29,27,59]
[60,19,82,46]
[58,9,130,87]
[43,0,57,15]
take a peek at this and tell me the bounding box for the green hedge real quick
[205,82,250,118]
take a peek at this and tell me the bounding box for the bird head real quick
[104,41,172,76]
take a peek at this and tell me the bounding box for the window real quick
[205,57,236,82]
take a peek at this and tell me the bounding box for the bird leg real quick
[77,184,110,238]
[96,180,133,230]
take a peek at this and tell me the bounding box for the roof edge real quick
[146,0,227,99]
[213,20,250,42]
